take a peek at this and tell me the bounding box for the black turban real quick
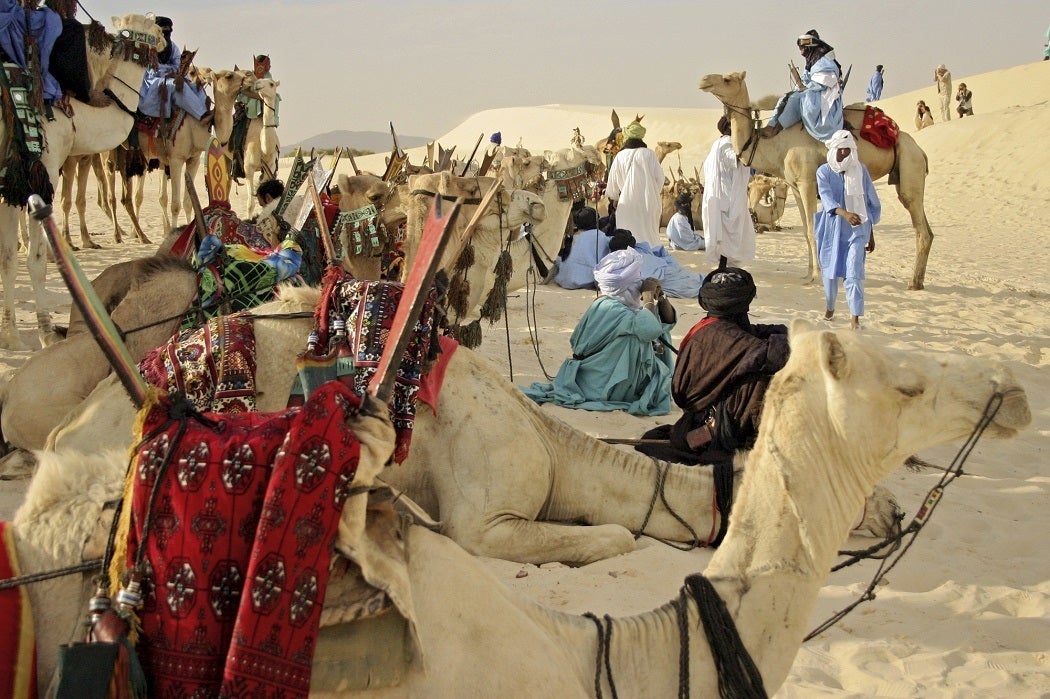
[674,191,692,212]
[574,206,598,231]
[155,16,173,29]
[699,267,756,317]
[608,229,636,252]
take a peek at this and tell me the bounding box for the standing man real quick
[815,130,881,330]
[605,119,666,249]
[702,117,754,268]
[866,65,884,101]
[933,64,952,121]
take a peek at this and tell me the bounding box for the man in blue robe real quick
[551,206,611,290]
[866,65,884,101]
[0,0,63,101]
[138,16,208,120]
[815,130,881,329]
[522,247,677,416]
[762,29,844,142]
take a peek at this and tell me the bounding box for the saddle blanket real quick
[117,382,367,699]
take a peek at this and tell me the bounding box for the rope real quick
[0,559,101,590]
[673,593,691,699]
[803,391,1010,641]
[684,574,768,699]
[582,612,619,699]
[634,459,705,550]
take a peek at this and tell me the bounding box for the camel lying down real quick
[45,286,901,566]
[9,320,1030,696]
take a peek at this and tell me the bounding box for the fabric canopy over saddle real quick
[112,381,368,699]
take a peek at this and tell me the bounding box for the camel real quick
[58,154,106,250]
[0,14,165,350]
[241,77,281,218]
[95,146,152,245]
[699,72,934,289]
[748,173,789,232]
[9,319,1030,696]
[146,65,250,232]
[17,278,898,566]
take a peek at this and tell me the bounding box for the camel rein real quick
[803,390,1012,641]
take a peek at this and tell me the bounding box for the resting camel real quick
[9,275,898,565]
[699,72,934,289]
[241,77,281,217]
[749,173,789,232]
[9,320,1030,696]
[0,14,164,350]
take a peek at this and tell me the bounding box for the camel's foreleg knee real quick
[455,514,636,565]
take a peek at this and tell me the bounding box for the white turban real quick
[594,248,643,309]
[824,130,868,224]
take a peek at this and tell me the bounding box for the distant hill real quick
[282,130,432,156]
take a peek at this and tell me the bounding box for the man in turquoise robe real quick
[522,248,676,416]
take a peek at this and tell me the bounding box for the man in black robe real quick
[667,267,789,461]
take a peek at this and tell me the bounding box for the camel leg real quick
[167,161,184,230]
[158,169,172,233]
[894,152,934,291]
[75,157,100,250]
[23,217,58,348]
[793,179,820,284]
[130,174,150,244]
[182,153,202,228]
[445,512,636,566]
[95,153,125,244]
[59,157,78,250]
[0,207,26,350]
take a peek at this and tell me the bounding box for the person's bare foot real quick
[824,309,834,320]
[850,315,860,329]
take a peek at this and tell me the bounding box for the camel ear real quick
[740,70,746,80]
[818,330,850,381]
[273,80,281,88]
[111,16,120,27]
[611,109,620,129]
[790,317,817,337]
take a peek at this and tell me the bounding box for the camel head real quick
[110,14,166,56]
[497,154,545,191]
[544,144,602,172]
[202,67,251,100]
[654,141,683,163]
[698,71,749,106]
[506,188,546,225]
[773,320,1031,472]
[253,77,280,102]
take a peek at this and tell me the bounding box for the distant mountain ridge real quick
[282,130,432,155]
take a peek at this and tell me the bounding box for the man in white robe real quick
[605,120,666,249]
[702,117,755,267]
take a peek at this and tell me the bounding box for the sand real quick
[1,61,1047,697]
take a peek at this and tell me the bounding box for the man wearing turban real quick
[815,130,880,329]
[666,191,705,251]
[138,16,210,120]
[522,248,677,416]
[604,119,666,249]
[702,116,754,267]
[761,29,844,141]
[664,267,789,460]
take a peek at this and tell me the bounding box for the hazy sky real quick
[89,1,1048,145]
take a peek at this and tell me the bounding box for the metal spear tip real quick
[27,194,52,221]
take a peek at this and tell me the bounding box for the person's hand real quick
[866,235,876,253]
[640,277,663,301]
[838,209,862,226]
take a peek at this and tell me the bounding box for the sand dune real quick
[0,61,1047,697]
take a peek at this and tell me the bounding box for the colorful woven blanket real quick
[118,382,366,699]
[139,314,257,414]
[303,273,454,463]
[0,522,36,699]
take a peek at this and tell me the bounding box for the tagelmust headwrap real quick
[825,130,868,224]
[595,248,643,309]
[699,267,756,317]
[622,121,646,141]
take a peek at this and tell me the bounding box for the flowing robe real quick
[670,317,789,453]
[702,136,754,266]
[771,54,844,141]
[666,211,705,251]
[138,38,209,119]
[521,296,676,416]
[866,70,883,101]
[552,227,610,290]
[605,146,665,249]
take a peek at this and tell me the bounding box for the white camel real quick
[699,72,934,289]
[241,77,281,218]
[21,280,897,566]
[0,14,164,350]
[8,320,1030,696]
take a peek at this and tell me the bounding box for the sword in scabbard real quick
[28,195,147,409]
[308,183,339,263]
[184,170,208,250]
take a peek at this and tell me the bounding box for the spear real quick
[458,132,484,177]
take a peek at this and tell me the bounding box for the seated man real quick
[521,247,677,416]
[665,267,789,461]
[610,227,703,300]
[762,29,844,141]
[138,16,209,120]
[666,191,705,251]
[551,206,611,290]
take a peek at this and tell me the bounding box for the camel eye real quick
[897,385,925,398]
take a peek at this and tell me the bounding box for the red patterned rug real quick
[118,382,367,698]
